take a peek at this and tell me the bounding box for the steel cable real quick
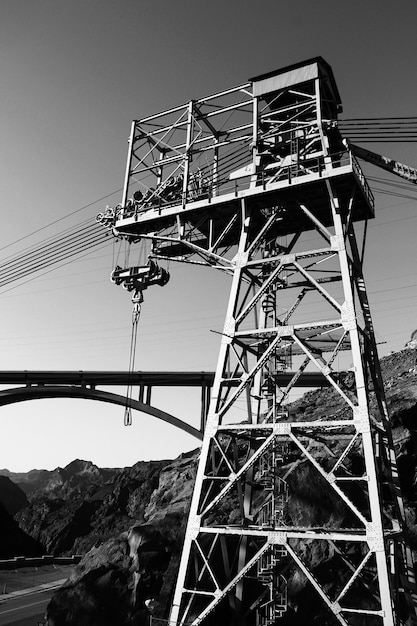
[124,302,141,426]
[0,228,109,288]
[0,116,416,293]
[339,117,417,142]
[0,221,109,286]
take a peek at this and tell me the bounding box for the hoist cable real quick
[188,143,249,182]
[124,301,141,426]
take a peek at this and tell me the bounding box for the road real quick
[0,588,55,625]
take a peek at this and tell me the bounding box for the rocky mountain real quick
[14,451,196,559]
[5,346,417,625]
[34,459,120,501]
[14,450,197,624]
[0,459,121,500]
[0,467,54,497]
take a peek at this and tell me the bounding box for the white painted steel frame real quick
[99,58,416,626]
[168,186,413,626]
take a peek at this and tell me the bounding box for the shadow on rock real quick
[46,524,171,626]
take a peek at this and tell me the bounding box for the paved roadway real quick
[0,588,55,625]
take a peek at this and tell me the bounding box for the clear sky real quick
[0,0,416,471]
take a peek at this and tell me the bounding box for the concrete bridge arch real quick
[0,371,216,442]
[0,385,203,441]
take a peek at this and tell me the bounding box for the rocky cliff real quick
[41,452,197,625]
[14,453,196,557]
[0,501,44,558]
[46,525,171,626]
[0,475,28,515]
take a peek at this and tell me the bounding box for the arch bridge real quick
[0,370,329,440]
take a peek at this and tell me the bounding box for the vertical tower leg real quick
[171,199,253,625]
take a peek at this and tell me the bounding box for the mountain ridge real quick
[0,458,122,500]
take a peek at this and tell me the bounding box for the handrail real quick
[113,149,374,223]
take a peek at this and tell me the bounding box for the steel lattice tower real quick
[98,58,417,626]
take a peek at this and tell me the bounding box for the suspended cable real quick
[367,175,417,191]
[340,116,417,122]
[0,183,123,293]
[0,222,101,272]
[0,188,122,255]
[0,237,110,290]
[0,216,92,265]
[339,117,417,142]
[0,226,109,287]
[0,239,111,296]
[124,294,142,426]
[370,188,417,203]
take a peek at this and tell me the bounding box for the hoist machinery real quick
[110,260,170,301]
[98,57,417,626]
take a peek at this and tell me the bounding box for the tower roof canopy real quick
[250,56,341,107]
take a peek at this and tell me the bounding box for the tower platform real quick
[113,152,373,258]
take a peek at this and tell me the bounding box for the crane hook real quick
[132,289,143,325]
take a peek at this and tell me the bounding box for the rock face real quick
[0,475,28,515]
[0,478,41,559]
[0,501,44,558]
[46,525,171,626]
[14,452,197,559]
[13,459,123,554]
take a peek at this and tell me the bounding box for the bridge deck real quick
[0,371,330,388]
